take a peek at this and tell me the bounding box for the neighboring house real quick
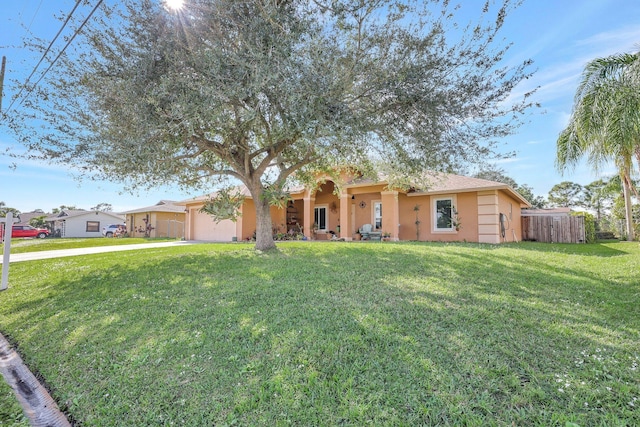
[14,211,48,227]
[179,172,531,244]
[46,210,125,238]
[122,200,186,239]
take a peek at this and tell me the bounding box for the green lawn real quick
[1,237,177,254]
[0,241,638,426]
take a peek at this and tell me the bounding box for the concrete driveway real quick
[1,240,194,263]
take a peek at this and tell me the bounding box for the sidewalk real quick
[1,240,194,264]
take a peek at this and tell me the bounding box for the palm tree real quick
[556,51,640,240]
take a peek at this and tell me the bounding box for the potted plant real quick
[382,231,391,241]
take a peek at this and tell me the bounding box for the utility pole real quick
[0,56,6,112]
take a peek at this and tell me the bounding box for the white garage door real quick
[192,211,237,241]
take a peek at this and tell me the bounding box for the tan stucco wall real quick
[183,180,525,244]
[237,199,285,241]
[398,192,478,242]
[498,191,523,242]
[313,181,341,237]
[351,192,382,232]
[127,212,185,238]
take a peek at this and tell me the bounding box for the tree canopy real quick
[547,181,583,208]
[90,203,113,212]
[5,0,536,250]
[473,167,546,208]
[0,202,20,218]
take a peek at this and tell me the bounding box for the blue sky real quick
[1,0,640,213]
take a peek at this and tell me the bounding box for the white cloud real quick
[573,25,640,53]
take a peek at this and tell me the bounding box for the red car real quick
[1,225,50,239]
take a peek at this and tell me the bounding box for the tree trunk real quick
[250,187,277,251]
[622,172,635,241]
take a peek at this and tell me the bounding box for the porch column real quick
[303,194,315,240]
[339,192,351,240]
[381,191,400,241]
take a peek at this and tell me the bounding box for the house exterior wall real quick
[153,212,185,238]
[58,212,124,238]
[498,191,523,242]
[238,199,286,241]
[400,192,478,242]
[398,193,421,241]
[351,190,383,233]
[183,178,527,244]
[475,190,524,243]
[184,204,238,241]
[477,190,500,244]
[128,213,150,237]
[313,182,341,239]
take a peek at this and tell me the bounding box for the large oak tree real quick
[6,0,535,250]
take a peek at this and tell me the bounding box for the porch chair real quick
[359,224,382,241]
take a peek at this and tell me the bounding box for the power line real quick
[22,0,45,40]
[6,0,83,113]
[8,0,103,113]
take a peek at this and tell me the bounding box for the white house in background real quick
[46,209,125,238]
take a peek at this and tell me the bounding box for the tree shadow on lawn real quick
[501,241,632,257]
[0,243,638,425]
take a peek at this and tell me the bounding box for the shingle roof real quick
[45,210,125,221]
[177,171,531,207]
[15,211,47,226]
[122,201,185,214]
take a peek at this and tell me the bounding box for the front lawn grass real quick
[1,237,177,254]
[0,241,638,426]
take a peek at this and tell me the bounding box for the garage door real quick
[191,211,237,241]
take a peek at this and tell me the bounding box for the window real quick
[434,198,453,230]
[373,201,382,230]
[86,221,100,232]
[314,206,327,231]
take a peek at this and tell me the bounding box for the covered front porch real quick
[281,180,400,241]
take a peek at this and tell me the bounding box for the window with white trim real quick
[434,198,454,231]
[314,206,327,231]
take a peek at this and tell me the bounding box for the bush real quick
[595,231,617,240]
[571,211,596,243]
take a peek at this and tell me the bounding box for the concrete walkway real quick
[1,240,195,264]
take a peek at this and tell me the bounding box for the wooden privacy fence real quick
[522,215,586,243]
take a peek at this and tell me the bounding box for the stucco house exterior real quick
[180,172,531,244]
[122,200,185,239]
[46,209,125,238]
